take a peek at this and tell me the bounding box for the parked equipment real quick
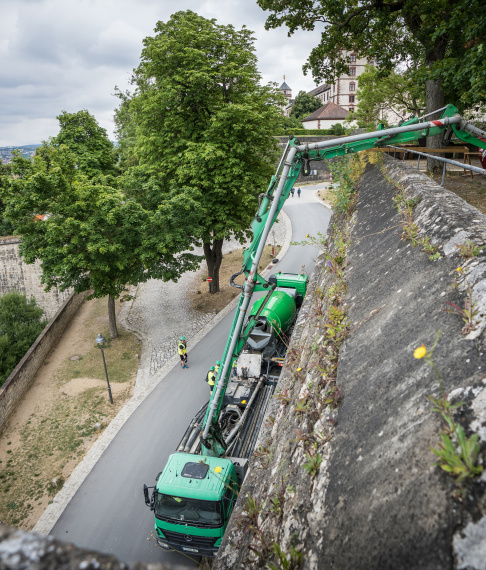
[144,105,486,557]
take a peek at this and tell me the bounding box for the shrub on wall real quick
[0,292,47,385]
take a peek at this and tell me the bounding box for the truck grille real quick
[161,529,217,549]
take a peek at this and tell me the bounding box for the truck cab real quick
[144,453,239,557]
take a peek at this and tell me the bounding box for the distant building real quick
[301,101,349,130]
[279,79,294,116]
[280,52,371,119]
[307,83,331,106]
[318,52,372,113]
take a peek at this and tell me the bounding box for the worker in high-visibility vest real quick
[214,360,221,374]
[232,359,238,377]
[206,366,216,395]
[178,337,188,369]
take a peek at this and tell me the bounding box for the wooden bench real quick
[383,146,469,161]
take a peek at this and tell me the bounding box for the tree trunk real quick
[203,238,224,294]
[425,77,445,172]
[108,295,118,339]
[424,38,447,173]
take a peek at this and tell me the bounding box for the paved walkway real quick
[119,212,290,395]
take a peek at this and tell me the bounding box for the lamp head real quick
[95,333,106,346]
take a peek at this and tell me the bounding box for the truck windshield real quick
[154,492,223,525]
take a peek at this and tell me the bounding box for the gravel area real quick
[119,212,289,394]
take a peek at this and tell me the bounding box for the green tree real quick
[257,0,486,162]
[0,161,14,236]
[117,10,283,293]
[0,292,47,385]
[1,146,202,338]
[52,110,118,180]
[346,65,425,130]
[277,115,304,135]
[113,88,138,172]
[290,90,322,120]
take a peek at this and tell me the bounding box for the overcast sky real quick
[0,0,323,146]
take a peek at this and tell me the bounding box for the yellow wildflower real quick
[306,234,309,238]
[296,367,302,372]
[456,267,463,272]
[414,345,427,359]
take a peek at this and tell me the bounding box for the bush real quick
[0,292,47,385]
[275,126,347,137]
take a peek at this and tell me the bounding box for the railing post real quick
[441,162,446,186]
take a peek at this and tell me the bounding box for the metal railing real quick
[386,145,486,186]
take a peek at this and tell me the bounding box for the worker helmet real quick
[210,366,215,371]
[216,360,221,365]
[180,336,185,340]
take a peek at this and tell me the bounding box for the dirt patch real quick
[0,296,140,530]
[191,245,281,314]
[317,187,333,205]
[431,172,486,214]
[61,377,130,398]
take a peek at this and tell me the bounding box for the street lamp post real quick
[95,333,114,404]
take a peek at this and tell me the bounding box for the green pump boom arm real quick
[200,104,486,456]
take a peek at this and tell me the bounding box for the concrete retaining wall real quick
[0,290,89,433]
[216,154,486,569]
[0,237,72,320]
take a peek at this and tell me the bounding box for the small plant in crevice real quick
[417,235,439,257]
[254,443,273,470]
[456,240,482,259]
[414,333,483,484]
[302,452,323,477]
[445,268,479,334]
[393,193,422,212]
[399,209,420,245]
[267,542,303,570]
[234,494,272,563]
[274,388,292,407]
[324,385,342,409]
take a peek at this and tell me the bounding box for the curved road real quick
[50,185,332,566]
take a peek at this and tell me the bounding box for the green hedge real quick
[276,128,347,137]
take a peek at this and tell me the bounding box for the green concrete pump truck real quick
[143,105,486,557]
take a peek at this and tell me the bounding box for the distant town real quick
[0,144,41,163]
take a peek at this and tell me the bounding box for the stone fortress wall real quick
[0,237,72,320]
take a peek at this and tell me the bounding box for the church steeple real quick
[279,75,292,98]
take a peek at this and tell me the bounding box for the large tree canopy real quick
[290,90,322,120]
[52,110,118,180]
[257,0,486,117]
[115,10,284,293]
[1,145,202,338]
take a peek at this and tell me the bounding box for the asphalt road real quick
[50,185,332,566]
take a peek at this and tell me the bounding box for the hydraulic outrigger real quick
[144,105,486,557]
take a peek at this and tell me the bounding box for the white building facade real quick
[309,53,372,113]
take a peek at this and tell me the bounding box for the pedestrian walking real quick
[291,187,295,197]
[178,336,188,368]
[297,188,301,198]
[206,366,216,395]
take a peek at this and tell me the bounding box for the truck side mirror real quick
[143,484,151,508]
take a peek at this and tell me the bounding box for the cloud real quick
[0,0,324,146]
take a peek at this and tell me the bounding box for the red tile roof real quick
[302,101,349,122]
